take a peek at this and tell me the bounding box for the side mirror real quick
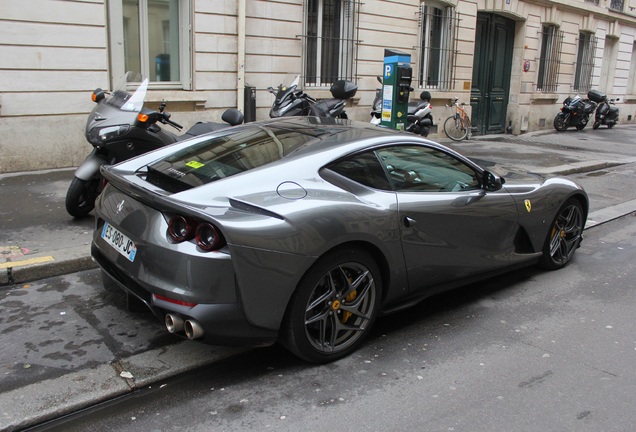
[92,88,105,103]
[483,170,504,191]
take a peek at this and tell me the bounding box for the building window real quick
[109,0,191,89]
[599,37,619,93]
[419,4,457,90]
[609,0,624,12]
[304,0,358,86]
[537,25,563,92]
[573,33,597,93]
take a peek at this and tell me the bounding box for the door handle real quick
[403,216,417,228]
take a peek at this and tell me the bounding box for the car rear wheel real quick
[539,198,584,270]
[281,248,381,363]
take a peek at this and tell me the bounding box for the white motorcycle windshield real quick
[122,78,149,112]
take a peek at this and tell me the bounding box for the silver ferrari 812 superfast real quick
[91,117,588,363]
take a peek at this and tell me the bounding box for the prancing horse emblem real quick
[524,199,532,213]
[116,200,125,213]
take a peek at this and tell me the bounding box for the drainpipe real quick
[237,0,246,112]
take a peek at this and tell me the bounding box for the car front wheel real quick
[539,198,584,270]
[281,249,381,363]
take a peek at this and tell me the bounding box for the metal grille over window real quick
[573,33,597,93]
[418,6,460,90]
[537,26,564,93]
[302,0,360,86]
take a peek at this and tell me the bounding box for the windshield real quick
[104,72,148,113]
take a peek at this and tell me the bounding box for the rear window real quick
[147,126,318,192]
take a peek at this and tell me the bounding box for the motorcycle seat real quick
[181,122,227,139]
[309,99,344,117]
[609,106,619,114]
[180,109,244,140]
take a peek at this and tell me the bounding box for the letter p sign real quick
[384,65,392,78]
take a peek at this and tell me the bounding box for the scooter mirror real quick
[92,89,105,103]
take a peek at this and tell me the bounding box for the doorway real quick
[470,13,515,135]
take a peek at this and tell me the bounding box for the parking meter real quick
[380,49,412,130]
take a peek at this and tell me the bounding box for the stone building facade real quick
[1,0,635,172]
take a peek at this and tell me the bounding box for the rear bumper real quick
[93,244,278,346]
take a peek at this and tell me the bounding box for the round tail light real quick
[167,216,195,242]
[195,223,226,251]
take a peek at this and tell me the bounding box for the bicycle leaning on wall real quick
[443,98,472,141]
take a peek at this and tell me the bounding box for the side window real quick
[329,152,391,190]
[376,145,480,192]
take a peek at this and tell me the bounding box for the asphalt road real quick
[30,214,636,432]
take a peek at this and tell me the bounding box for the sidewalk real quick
[1,126,636,430]
[0,168,97,286]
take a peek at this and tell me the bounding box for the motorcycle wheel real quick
[576,122,587,131]
[592,121,600,130]
[608,122,615,129]
[65,176,100,218]
[553,114,568,132]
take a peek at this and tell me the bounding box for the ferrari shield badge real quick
[524,199,532,213]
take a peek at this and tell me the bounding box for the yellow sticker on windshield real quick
[524,199,532,213]
[186,161,204,169]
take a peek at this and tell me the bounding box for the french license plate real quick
[101,222,137,262]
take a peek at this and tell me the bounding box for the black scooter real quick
[405,91,434,137]
[588,89,619,129]
[66,76,244,218]
[267,75,357,119]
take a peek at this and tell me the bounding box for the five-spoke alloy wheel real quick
[282,249,381,363]
[539,198,585,270]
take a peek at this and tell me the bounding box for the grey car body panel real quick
[93,117,588,345]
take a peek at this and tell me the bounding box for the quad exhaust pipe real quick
[165,314,204,339]
[184,319,204,340]
[165,314,184,333]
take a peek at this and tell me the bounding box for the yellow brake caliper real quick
[340,290,357,323]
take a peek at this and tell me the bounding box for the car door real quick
[376,145,519,292]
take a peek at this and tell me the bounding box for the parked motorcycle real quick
[267,75,357,119]
[588,89,619,129]
[553,94,597,132]
[66,74,244,218]
[405,91,434,137]
[370,77,434,136]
